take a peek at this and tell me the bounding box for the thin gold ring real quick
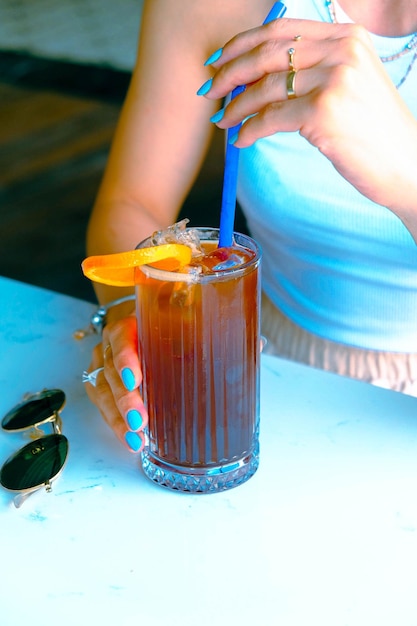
[103,343,112,358]
[288,47,296,71]
[293,34,302,41]
[286,69,298,99]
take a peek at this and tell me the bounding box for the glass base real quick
[141,445,259,494]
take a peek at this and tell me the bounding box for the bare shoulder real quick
[141,0,273,54]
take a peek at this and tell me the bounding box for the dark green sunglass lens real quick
[0,434,68,491]
[1,389,66,431]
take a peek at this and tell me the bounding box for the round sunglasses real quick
[0,389,68,508]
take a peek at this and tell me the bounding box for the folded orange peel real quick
[82,244,192,287]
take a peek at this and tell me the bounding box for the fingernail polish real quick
[228,132,239,145]
[204,47,223,66]
[121,367,135,391]
[197,78,213,96]
[125,431,142,452]
[126,409,143,431]
[210,108,225,124]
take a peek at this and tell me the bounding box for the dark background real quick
[0,51,248,303]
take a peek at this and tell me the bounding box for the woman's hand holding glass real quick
[85,314,148,453]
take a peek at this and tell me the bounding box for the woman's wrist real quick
[74,295,135,340]
[96,295,136,330]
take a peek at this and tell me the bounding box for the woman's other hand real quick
[201,18,417,234]
[85,315,148,453]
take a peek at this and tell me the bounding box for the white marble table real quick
[1,275,417,626]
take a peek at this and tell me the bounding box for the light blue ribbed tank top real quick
[237,0,417,351]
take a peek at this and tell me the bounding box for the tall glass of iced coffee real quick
[135,226,261,493]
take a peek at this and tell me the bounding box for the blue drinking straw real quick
[218,1,287,248]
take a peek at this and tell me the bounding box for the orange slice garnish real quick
[82,244,192,286]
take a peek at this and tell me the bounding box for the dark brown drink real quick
[135,228,261,493]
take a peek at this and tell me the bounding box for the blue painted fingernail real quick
[210,108,225,124]
[228,132,239,145]
[126,409,143,431]
[125,431,142,452]
[121,367,135,391]
[204,47,223,66]
[197,78,213,96]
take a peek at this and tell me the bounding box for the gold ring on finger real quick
[286,69,298,99]
[288,47,296,71]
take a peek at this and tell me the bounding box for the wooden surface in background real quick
[0,56,246,302]
[0,81,118,301]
